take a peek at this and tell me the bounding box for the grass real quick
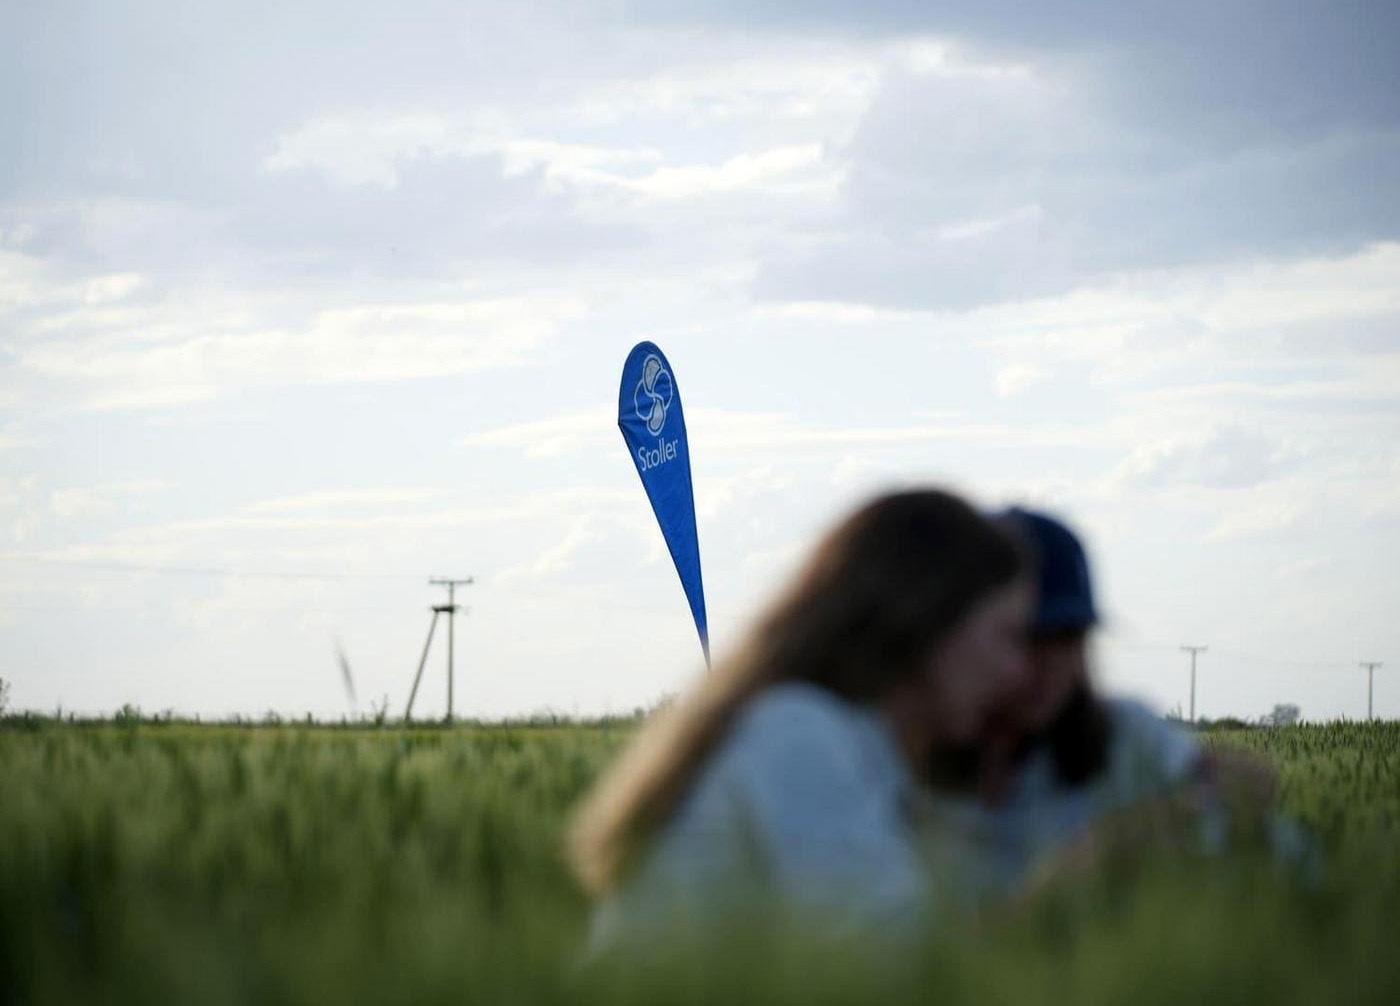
[0,718,1397,1004]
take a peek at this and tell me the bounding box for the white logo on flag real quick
[634,354,674,436]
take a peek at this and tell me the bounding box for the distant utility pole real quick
[404,577,473,724]
[1361,662,1382,721]
[1181,645,1208,723]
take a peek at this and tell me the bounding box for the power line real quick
[1206,646,1353,672]
[489,584,679,616]
[1,553,421,582]
[3,555,682,612]
[1111,640,1356,673]
[3,552,686,618]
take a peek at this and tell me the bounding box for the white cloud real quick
[0,249,48,313]
[266,108,836,203]
[263,113,458,188]
[50,480,173,520]
[0,475,43,544]
[570,46,882,128]
[689,408,1085,453]
[759,300,923,324]
[20,296,585,408]
[489,138,664,189]
[79,386,221,413]
[694,465,793,519]
[0,431,27,453]
[244,489,440,513]
[504,513,606,580]
[81,273,146,305]
[956,242,1400,395]
[994,363,1050,398]
[623,145,832,200]
[895,39,1037,83]
[263,112,668,193]
[1113,424,1300,490]
[459,409,614,458]
[751,22,1400,312]
[461,406,1100,462]
[1198,243,1400,333]
[1204,493,1313,543]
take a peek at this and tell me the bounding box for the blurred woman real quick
[567,489,1031,949]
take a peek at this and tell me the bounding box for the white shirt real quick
[591,682,930,951]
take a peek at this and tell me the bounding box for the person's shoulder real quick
[1102,695,1201,781]
[718,682,877,779]
[1103,696,1192,746]
[1104,696,1175,730]
[740,681,855,730]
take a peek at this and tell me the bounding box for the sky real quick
[2,1,1397,723]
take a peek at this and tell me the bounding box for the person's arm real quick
[1194,746,1277,808]
[1022,712,1281,893]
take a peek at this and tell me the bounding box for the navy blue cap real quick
[1003,507,1099,634]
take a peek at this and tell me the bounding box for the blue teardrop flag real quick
[618,342,709,665]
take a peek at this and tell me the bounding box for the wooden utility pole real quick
[1361,662,1382,721]
[1181,645,1208,723]
[404,577,473,724]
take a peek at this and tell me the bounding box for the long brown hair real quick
[567,488,1025,895]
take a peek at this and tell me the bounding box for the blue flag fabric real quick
[618,342,709,664]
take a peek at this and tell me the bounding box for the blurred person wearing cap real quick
[922,507,1292,908]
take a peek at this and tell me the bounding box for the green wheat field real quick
[1,718,1397,1005]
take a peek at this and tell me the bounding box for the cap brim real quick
[1032,597,1099,634]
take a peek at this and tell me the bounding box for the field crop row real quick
[0,720,1396,1004]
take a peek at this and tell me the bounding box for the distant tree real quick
[1211,716,1251,730]
[0,676,10,716]
[1262,703,1301,727]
